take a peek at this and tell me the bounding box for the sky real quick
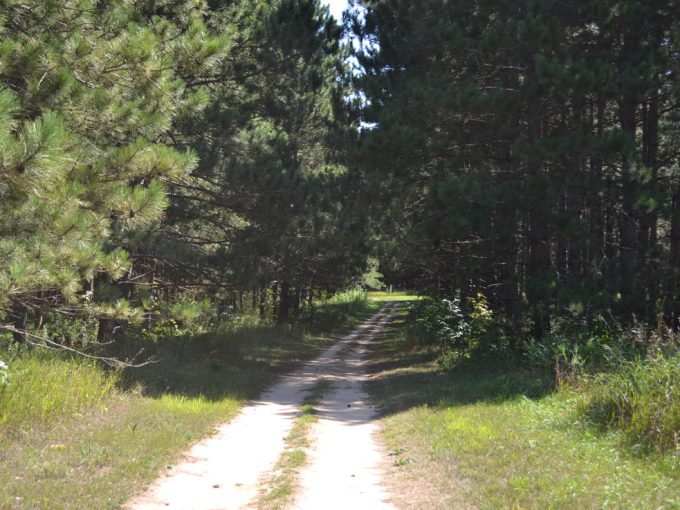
[321,0,349,21]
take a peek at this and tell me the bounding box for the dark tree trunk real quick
[259,285,267,319]
[526,67,551,339]
[292,287,301,317]
[277,281,290,324]
[271,281,279,318]
[641,87,660,325]
[619,95,638,321]
[665,190,680,331]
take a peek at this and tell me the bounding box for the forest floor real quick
[125,303,400,510]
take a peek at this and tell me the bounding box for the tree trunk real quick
[619,94,638,321]
[259,285,267,319]
[642,87,660,325]
[277,281,290,324]
[664,189,680,331]
[526,64,551,339]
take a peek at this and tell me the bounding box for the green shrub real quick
[407,294,496,366]
[575,351,680,454]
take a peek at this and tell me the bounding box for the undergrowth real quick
[369,305,679,509]
[406,294,680,456]
[574,351,680,454]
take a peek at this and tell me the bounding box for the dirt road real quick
[126,304,398,510]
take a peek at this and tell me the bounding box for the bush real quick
[407,293,495,367]
[575,350,680,454]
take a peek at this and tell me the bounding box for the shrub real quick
[407,293,495,367]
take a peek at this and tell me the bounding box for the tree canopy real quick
[1,0,679,348]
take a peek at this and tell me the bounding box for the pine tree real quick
[0,0,214,335]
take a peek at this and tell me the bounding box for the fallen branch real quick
[0,325,158,369]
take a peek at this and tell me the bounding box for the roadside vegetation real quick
[369,301,679,509]
[2,0,679,508]
[0,291,373,509]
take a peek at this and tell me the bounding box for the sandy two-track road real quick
[125,304,399,510]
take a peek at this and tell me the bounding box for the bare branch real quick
[0,326,158,369]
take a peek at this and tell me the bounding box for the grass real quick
[0,354,117,431]
[256,379,332,510]
[368,291,422,303]
[366,307,680,510]
[574,351,680,454]
[0,294,376,509]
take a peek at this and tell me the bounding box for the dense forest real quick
[0,0,679,355]
[1,0,679,355]
[354,0,680,339]
[0,0,370,344]
[0,0,679,506]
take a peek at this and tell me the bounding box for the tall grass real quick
[305,288,369,329]
[574,351,680,454]
[0,353,117,432]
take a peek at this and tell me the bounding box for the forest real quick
[0,0,679,508]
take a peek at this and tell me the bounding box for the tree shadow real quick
[364,322,555,417]
[109,305,381,402]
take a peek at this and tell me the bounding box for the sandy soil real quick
[125,304,398,510]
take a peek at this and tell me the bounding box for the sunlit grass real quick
[0,355,117,431]
[368,307,680,510]
[368,291,422,302]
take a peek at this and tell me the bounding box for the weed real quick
[574,350,680,454]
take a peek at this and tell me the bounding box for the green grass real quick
[574,351,680,454]
[0,294,375,509]
[367,291,422,302]
[0,354,117,431]
[367,307,680,510]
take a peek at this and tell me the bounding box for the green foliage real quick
[0,0,211,324]
[360,257,385,289]
[407,293,496,366]
[0,353,117,431]
[353,0,680,341]
[369,308,678,509]
[307,289,369,328]
[42,316,99,348]
[575,351,680,454]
